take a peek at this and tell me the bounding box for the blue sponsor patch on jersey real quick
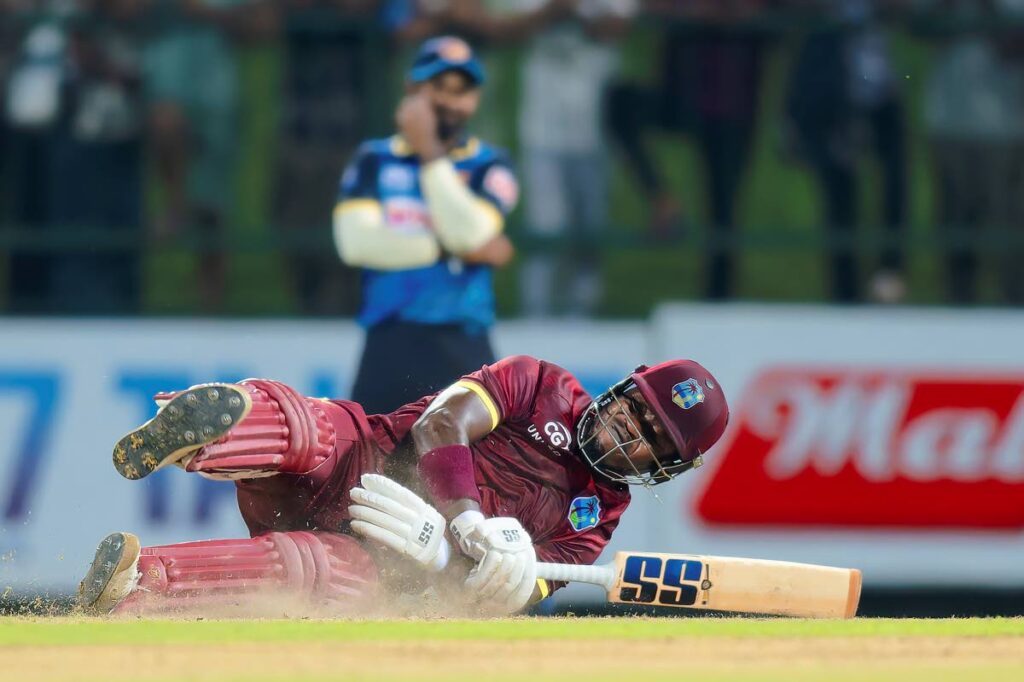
[380,163,416,193]
[568,495,601,532]
[671,379,705,410]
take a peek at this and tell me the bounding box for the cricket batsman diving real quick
[81,356,728,615]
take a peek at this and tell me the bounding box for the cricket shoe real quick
[112,383,252,480]
[78,532,142,615]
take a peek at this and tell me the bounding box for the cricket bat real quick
[536,552,862,619]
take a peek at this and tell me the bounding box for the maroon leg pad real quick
[179,379,336,478]
[113,531,378,615]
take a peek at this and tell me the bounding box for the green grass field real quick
[2,617,1022,682]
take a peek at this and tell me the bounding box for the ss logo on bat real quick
[618,556,704,606]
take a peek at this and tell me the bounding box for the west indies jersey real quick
[234,355,631,594]
[450,355,632,568]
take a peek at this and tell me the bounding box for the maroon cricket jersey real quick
[235,355,631,585]
[458,355,632,566]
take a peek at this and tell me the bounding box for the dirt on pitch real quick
[4,622,1024,682]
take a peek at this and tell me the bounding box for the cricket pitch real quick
[2,617,1022,682]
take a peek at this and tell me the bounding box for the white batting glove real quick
[447,509,507,560]
[451,511,538,614]
[348,474,450,572]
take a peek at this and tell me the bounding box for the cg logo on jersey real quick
[527,420,572,454]
[544,421,571,449]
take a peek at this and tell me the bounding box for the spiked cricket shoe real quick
[78,532,142,614]
[111,383,252,480]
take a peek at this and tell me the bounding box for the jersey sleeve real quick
[337,143,381,201]
[459,355,543,426]
[468,157,520,217]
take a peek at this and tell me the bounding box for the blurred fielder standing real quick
[334,36,518,414]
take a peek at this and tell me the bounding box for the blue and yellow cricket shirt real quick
[335,135,518,332]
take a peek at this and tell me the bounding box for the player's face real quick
[578,386,680,486]
[422,71,481,142]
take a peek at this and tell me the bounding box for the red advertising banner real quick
[696,368,1024,529]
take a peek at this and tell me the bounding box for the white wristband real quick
[449,509,486,558]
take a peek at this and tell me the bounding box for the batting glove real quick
[451,512,538,614]
[348,474,450,572]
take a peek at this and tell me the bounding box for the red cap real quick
[631,360,729,463]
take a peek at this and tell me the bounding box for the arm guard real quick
[333,199,441,270]
[420,158,504,255]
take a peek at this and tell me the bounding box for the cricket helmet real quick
[576,360,729,486]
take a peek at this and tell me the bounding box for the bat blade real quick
[606,552,861,619]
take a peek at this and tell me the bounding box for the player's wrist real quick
[450,509,485,529]
[444,498,482,520]
[449,509,486,558]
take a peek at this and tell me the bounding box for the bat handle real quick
[536,562,615,591]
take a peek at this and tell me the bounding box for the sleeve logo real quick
[483,165,519,213]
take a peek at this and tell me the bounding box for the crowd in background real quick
[1,0,1023,316]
